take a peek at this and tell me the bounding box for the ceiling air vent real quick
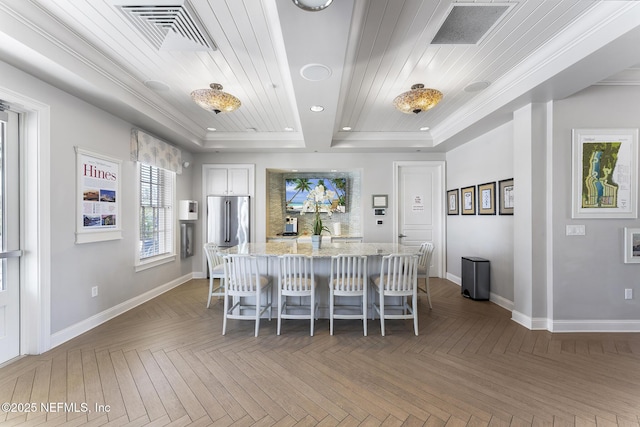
[117,1,217,51]
[431,3,511,45]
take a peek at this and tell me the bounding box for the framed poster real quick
[572,129,638,219]
[498,178,514,215]
[478,182,496,215]
[447,189,459,215]
[76,147,122,244]
[624,228,640,264]
[461,186,476,215]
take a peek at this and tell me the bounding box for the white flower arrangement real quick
[299,185,335,235]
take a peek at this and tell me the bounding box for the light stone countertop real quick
[220,242,418,258]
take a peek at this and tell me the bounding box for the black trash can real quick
[461,257,490,300]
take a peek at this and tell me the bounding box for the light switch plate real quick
[566,225,585,236]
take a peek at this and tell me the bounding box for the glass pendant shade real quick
[190,83,241,114]
[393,84,443,114]
[292,0,333,12]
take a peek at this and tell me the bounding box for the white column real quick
[512,103,550,330]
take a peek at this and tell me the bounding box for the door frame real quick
[0,88,51,359]
[392,160,446,278]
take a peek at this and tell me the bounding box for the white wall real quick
[0,61,194,336]
[552,85,640,324]
[445,122,514,304]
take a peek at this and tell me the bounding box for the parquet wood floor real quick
[1,278,639,426]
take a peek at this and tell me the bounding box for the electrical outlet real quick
[91,286,99,298]
[625,289,633,300]
[566,225,585,236]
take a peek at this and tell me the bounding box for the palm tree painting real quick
[285,177,347,213]
[285,178,312,212]
[328,178,347,212]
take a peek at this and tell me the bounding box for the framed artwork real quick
[461,186,476,215]
[624,228,640,263]
[372,194,388,208]
[478,182,496,215]
[498,178,514,215]
[75,147,122,244]
[572,128,638,219]
[447,189,459,215]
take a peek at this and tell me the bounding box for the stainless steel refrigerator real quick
[207,196,250,247]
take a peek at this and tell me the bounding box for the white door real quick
[395,161,444,277]
[0,109,21,364]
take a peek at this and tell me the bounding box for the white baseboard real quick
[448,273,640,332]
[511,310,549,330]
[550,320,640,333]
[511,311,640,332]
[50,273,193,349]
[192,271,207,279]
[489,293,513,312]
[446,272,461,285]
[446,273,514,312]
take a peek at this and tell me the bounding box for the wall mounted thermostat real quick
[374,208,386,216]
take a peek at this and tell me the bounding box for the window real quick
[138,163,175,265]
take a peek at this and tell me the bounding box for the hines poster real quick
[76,147,122,243]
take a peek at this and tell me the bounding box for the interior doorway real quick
[0,108,20,364]
[394,161,445,277]
[0,90,52,362]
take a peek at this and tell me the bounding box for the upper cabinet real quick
[204,164,254,196]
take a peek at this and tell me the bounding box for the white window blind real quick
[139,163,174,260]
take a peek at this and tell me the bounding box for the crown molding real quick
[431,2,640,147]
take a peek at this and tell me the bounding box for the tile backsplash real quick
[266,170,362,237]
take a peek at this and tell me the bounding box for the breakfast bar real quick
[222,241,417,257]
[221,241,419,318]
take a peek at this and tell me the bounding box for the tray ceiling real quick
[1,0,640,153]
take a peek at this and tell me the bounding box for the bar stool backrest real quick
[379,254,419,293]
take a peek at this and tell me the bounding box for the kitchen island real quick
[222,241,416,257]
[219,242,420,319]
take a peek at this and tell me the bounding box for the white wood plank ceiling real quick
[1,0,640,152]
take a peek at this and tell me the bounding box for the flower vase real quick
[311,234,321,249]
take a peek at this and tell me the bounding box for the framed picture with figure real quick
[461,186,476,215]
[447,189,459,215]
[478,182,496,215]
[499,178,514,215]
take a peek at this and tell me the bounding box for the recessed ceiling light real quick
[420,126,430,131]
[464,81,491,92]
[342,126,352,131]
[292,169,298,172]
[284,127,294,131]
[310,105,324,112]
[207,127,217,131]
[331,169,337,172]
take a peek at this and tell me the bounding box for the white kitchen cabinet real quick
[204,164,254,196]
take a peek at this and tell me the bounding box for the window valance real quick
[130,129,182,174]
